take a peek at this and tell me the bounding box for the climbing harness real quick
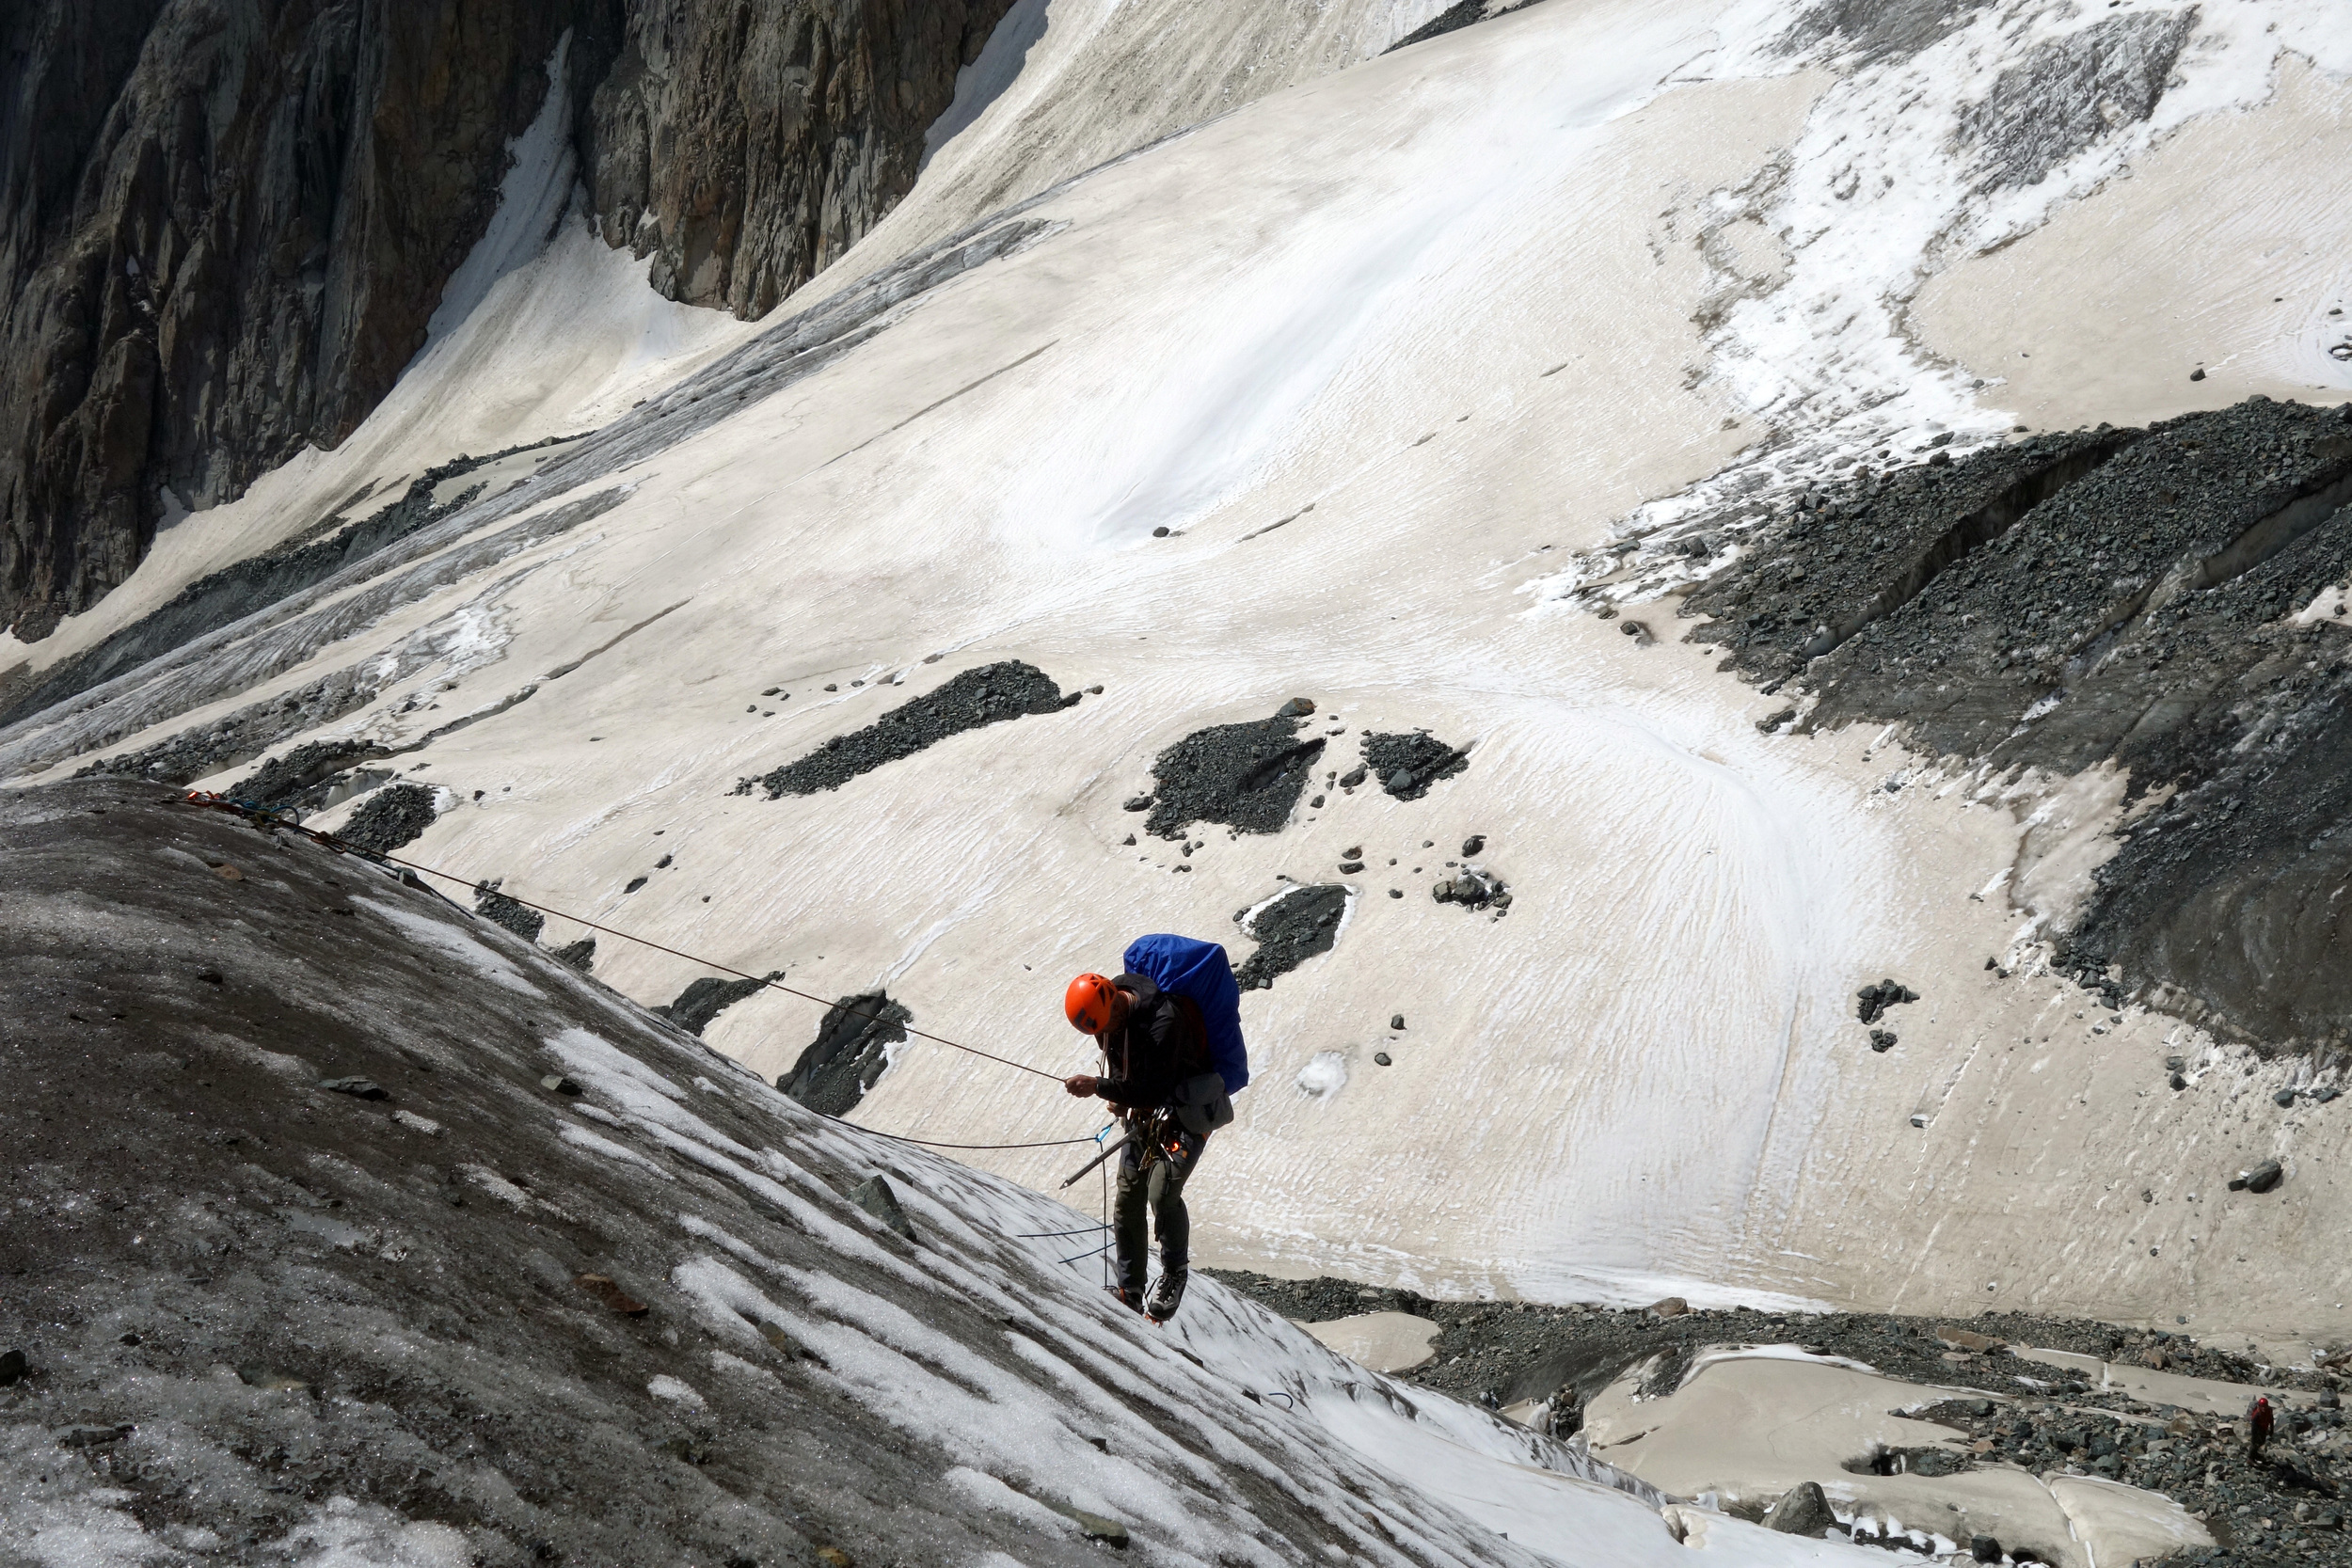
[176,790,1095,1155]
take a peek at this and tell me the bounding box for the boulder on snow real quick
[851,1174,916,1239]
[1433,868,1507,910]
[1762,1481,1836,1536]
[1647,1296,1689,1318]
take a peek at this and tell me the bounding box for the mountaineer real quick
[2249,1395,2274,1463]
[1061,936,1249,1323]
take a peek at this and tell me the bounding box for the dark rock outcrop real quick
[1361,731,1469,800]
[473,879,548,943]
[780,991,911,1117]
[234,737,392,810]
[1686,397,2352,1052]
[0,0,1013,641]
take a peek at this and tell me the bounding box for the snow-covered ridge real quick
[3,781,1885,1566]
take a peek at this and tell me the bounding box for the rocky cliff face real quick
[586,0,1013,321]
[0,0,1011,641]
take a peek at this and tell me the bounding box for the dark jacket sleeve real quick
[1093,975,1186,1108]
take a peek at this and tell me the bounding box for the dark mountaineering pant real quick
[1113,1121,1207,1296]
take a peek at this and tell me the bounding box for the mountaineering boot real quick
[1106,1284,1146,1314]
[1145,1267,1187,1323]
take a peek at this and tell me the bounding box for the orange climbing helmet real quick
[1065,973,1120,1035]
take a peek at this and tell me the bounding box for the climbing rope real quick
[1008,1225,1108,1240]
[178,790,1097,1155]
[1098,1145,1113,1288]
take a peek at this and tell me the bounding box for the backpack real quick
[1122,934,1249,1095]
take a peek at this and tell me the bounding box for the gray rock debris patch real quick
[472,879,546,943]
[1143,706,1325,841]
[1360,731,1469,800]
[1432,867,1508,912]
[657,971,787,1037]
[737,661,1075,799]
[1683,397,2352,1053]
[339,783,438,854]
[1233,884,1349,991]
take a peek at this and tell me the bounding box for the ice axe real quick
[1060,1133,1131,1188]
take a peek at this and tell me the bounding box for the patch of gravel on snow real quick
[737,661,1076,799]
[337,782,437,853]
[1232,883,1350,991]
[471,879,546,943]
[235,738,395,809]
[1141,708,1324,840]
[1359,731,1470,801]
[656,971,787,1036]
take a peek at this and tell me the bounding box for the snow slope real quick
[3,780,1883,1567]
[6,0,2352,1350]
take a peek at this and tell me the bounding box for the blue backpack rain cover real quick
[1123,934,1249,1094]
